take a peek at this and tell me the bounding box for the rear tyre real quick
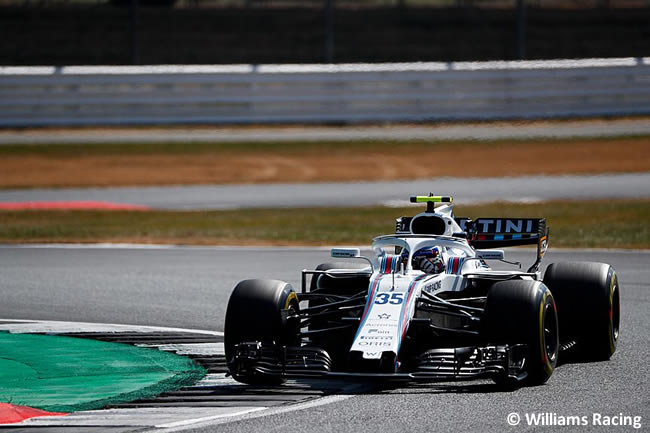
[482,280,559,386]
[544,262,620,361]
[224,279,299,385]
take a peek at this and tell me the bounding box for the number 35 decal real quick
[375,293,404,305]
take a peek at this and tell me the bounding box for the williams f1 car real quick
[224,196,620,386]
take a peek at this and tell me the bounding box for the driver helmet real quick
[412,247,446,274]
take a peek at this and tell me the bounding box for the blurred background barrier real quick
[1,58,649,126]
[1,1,649,66]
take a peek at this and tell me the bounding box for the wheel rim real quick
[543,302,558,363]
[611,284,620,343]
[284,299,301,346]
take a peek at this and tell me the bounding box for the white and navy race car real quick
[224,196,620,386]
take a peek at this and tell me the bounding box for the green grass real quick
[1,200,648,248]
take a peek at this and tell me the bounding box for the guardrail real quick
[1,58,649,126]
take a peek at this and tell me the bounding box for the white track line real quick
[150,384,369,432]
[154,407,268,429]
[138,343,225,355]
[0,318,222,336]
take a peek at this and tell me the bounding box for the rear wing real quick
[395,216,549,272]
[459,217,550,273]
[456,218,545,249]
[397,216,547,247]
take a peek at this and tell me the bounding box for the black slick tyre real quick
[224,279,299,385]
[544,262,620,361]
[483,279,559,386]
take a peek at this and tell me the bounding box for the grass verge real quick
[1,200,648,248]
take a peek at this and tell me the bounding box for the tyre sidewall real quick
[483,280,558,385]
[224,279,298,365]
[544,262,620,360]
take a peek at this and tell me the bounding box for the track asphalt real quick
[0,246,647,432]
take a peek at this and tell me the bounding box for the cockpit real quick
[371,235,474,276]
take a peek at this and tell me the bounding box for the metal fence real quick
[1,58,648,126]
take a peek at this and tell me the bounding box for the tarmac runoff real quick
[1,173,649,210]
[0,201,151,211]
[0,330,205,424]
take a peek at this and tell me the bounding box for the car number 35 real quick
[375,293,404,305]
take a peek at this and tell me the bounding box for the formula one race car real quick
[224,196,620,386]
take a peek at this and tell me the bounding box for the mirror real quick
[476,249,505,260]
[331,248,361,258]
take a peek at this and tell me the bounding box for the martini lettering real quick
[476,219,535,233]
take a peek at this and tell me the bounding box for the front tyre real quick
[224,279,300,385]
[544,262,620,361]
[482,280,559,386]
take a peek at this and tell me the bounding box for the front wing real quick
[230,342,529,382]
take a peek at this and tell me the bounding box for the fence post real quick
[130,0,140,65]
[516,0,526,60]
[325,0,335,63]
